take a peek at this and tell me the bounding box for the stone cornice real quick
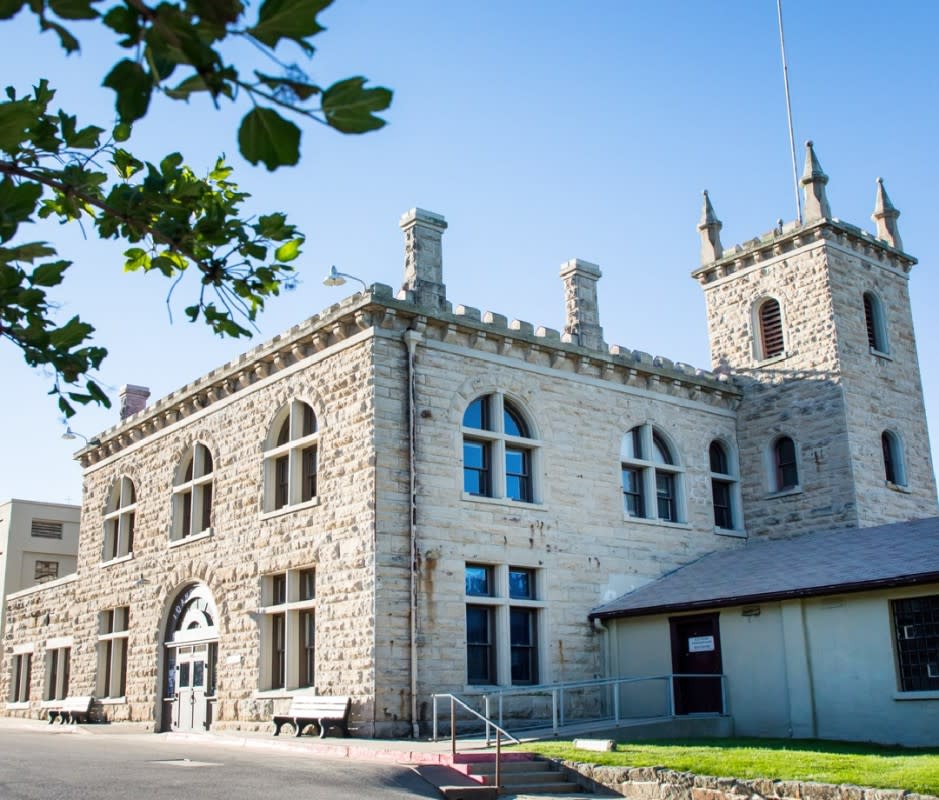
[76,285,739,467]
[691,217,917,286]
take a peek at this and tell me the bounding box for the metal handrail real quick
[431,693,521,749]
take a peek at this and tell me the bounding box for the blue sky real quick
[2,1,938,504]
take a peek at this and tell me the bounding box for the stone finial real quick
[697,190,723,263]
[399,208,449,311]
[872,177,903,250]
[800,140,831,222]
[119,384,150,420]
[559,259,605,352]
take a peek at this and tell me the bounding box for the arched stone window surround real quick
[102,475,137,563]
[766,433,801,494]
[262,398,320,514]
[171,441,215,542]
[708,438,743,534]
[752,295,787,361]
[620,422,686,523]
[863,290,889,354]
[881,429,907,488]
[461,390,542,505]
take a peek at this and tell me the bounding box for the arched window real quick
[463,394,538,503]
[172,443,214,540]
[864,291,888,353]
[103,476,136,561]
[709,441,737,530]
[621,424,684,522]
[882,431,907,486]
[757,298,785,359]
[263,400,319,512]
[772,436,799,491]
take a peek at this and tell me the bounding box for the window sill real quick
[461,493,546,511]
[623,514,691,530]
[252,689,316,700]
[260,497,320,521]
[40,700,64,709]
[870,348,892,360]
[713,526,747,538]
[100,697,126,705]
[886,481,911,494]
[893,690,939,701]
[756,350,793,366]
[169,528,213,548]
[100,553,134,568]
[765,487,802,499]
[5,702,29,710]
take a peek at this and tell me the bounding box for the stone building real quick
[3,143,936,738]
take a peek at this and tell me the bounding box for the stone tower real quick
[693,142,937,538]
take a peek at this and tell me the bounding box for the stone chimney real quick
[119,384,150,420]
[560,259,605,351]
[801,140,831,223]
[399,208,449,311]
[697,190,723,263]
[872,177,903,251]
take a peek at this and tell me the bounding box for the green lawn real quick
[513,738,939,795]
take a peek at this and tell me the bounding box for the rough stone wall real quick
[387,326,744,726]
[701,239,860,538]
[825,245,938,523]
[3,337,380,731]
[561,763,937,800]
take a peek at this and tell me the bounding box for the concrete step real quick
[467,760,556,775]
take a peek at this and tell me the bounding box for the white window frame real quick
[708,439,744,535]
[621,424,686,524]
[257,567,317,693]
[103,476,137,563]
[97,607,129,699]
[171,443,214,541]
[262,401,320,514]
[464,563,545,688]
[461,393,542,505]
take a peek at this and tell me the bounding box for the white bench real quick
[47,696,94,724]
[272,695,351,738]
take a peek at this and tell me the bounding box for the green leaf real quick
[0,0,26,20]
[165,73,209,101]
[48,315,94,349]
[248,0,330,49]
[0,241,57,264]
[237,107,300,170]
[102,4,140,37]
[0,179,43,243]
[321,76,392,134]
[254,71,320,101]
[274,238,302,262]
[113,121,132,142]
[30,260,70,287]
[48,0,98,20]
[39,18,80,53]
[0,99,36,151]
[103,59,153,123]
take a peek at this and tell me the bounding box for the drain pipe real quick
[404,327,423,738]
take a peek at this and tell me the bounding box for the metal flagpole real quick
[777,0,802,224]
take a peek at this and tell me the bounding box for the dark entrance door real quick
[669,613,723,714]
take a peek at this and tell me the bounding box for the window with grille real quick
[34,560,59,584]
[758,298,785,359]
[45,646,71,701]
[864,292,888,353]
[172,443,214,540]
[893,595,939,692]
[621,425,684,523]
[263,401,319,513]
[709,441,738,530]
[259,568,316,691]
[97,607,129,699]
[103,476,136,562]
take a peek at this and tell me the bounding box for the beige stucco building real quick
[3,144,937,742]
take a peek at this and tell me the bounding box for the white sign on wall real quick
[688,635,715,653]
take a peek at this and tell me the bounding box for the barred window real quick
[31,520,63,539]
[34,560,59,584]
[892,595,939,692]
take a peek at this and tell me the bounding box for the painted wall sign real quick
[688,635,715,652]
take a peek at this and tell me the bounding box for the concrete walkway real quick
[0,716,602,799]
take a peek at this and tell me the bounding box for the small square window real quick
[509,568,535,600]
[465,564,493,597]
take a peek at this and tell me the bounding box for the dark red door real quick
[669,614,723,714]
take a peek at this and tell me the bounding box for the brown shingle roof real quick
[590,516,939,620]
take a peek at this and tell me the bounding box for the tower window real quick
[757,298,785,359]
[772,436,799,491]
[882,431,907,487]
[864,292,888,353]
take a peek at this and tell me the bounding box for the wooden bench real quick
[47,696,94,724]
[272,695,351,738]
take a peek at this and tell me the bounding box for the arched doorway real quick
[162,583,219,732]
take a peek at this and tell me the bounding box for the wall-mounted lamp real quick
[322,265,367,293]
[62,427,100,446]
